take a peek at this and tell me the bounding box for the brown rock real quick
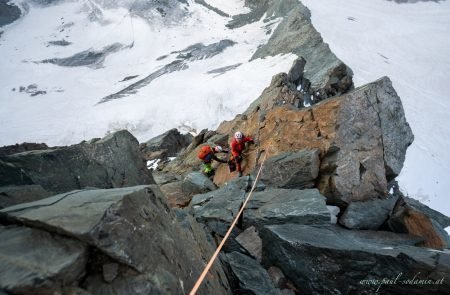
[388,197,450,249]
[160,181,191,208]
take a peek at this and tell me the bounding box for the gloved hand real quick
[235,155,243,162]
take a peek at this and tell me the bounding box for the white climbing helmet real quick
[234,131,243,139]
[214,146,223,153]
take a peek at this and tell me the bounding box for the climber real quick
[197,145,228,177]
[229,131,254,177]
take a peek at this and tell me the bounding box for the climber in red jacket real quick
[230,131,254,177]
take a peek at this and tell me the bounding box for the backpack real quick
[198,145,213,161]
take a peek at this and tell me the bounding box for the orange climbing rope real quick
[189,146,270,295]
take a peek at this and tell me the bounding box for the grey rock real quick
[287,57,306,84]
[0,130,153,195]
[225,252,279,295]
[41,43,128,68]
[48,39,72,46]
[0,185,51,209]
[140,128,193,161]
[267,266,286,289]
[152,171,180,186]
[260,224,450,294]
[160,180,191,208]
[260,149,320,189]
[362,77,414,180]
[102,263,119,283]
[98,40,236,104]
[0,142,48,157]
[317,77,413,205]
[244,189,330,228]
[1,185,231,294]
[191,177,247,232]
[235,226,262,262]
[339,195,399,230]
[0,225,87,294]
[182,172,218,196]
[0,2,21,28]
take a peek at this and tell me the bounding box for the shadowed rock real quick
[0,225,87,294]
[339,195,399,230]
[224,252,279,295]
[261,224,449,294]
[0,130,153,197]
[140,128,193,161]
[0,185,231,294]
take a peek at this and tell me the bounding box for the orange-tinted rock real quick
[388,197,450,250]
[165,77,413,207]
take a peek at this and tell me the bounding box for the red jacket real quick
[231,136,253,157]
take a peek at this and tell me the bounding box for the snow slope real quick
[301,0,450,217]
[0,0,296,145]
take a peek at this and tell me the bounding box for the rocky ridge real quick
[1,1,449,294]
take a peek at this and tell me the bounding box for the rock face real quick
[261,224,450,295]
[140,128,193,161]
[215,77,413,206]
[0,130,153,197]
[339,195,399,230]
[260,149,320,189]
[0,185,231,294]
[388,196,450,249]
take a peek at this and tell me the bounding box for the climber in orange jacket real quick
[230,131,254,177]
[198,145,228,177]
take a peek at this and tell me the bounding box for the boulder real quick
[0,185,51,209]
[339,195,399,230]
[215,77,413,206]
[224,252,279,295]
[235,226,262,262]
[260,224,449,294]
[140,128,193,161]
[152,171,180,186]
[388,197,450,249]
[0,130,153,196]
[287,57,306,85]
[244,189,330,228]
[182,172,218,195]
[260,149,320,189]
[0,225,87,294]
[0,185,231,294]
[160,181,191,208]
[192,179,330,232]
